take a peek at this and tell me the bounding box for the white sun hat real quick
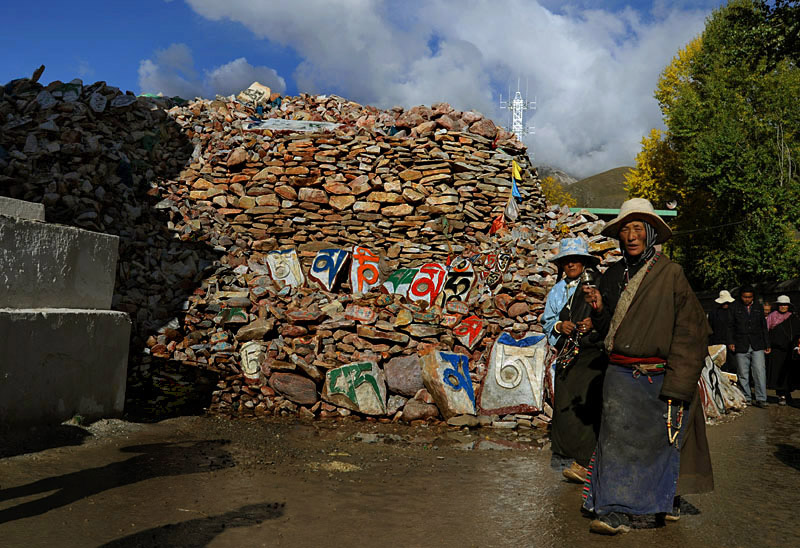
[715,290,735,304]
[600,198,672,244]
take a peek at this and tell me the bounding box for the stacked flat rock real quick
[0,69,621,425]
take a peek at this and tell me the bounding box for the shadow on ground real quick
[0,439,233,524]
[0,424,91,459]
[98,502,285,547]
[774,443,800,472]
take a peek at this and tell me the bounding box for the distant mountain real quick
[569,166,633,208]
[535,164,578,186]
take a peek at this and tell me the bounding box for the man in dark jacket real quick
[727,286,771,407]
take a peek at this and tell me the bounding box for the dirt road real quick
[2,404,799,547]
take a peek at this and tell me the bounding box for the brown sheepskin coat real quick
[607,256,714,495]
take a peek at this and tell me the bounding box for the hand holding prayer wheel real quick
[583,285,603,312]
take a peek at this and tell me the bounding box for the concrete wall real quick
[0,309,131,426]
[0,215,119,309]
[0,196,45,221]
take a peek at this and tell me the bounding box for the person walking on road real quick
[766,295,800,406]
[727,286,771,407]
[708,290,735,372]
[541,238,606,485]
[581,198,713,535]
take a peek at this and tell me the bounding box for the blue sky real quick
[1,0,725,176]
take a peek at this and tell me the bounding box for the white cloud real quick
[205,58,286,97]
[183,0,709,177]
[138,43,286,99]
[77,60,94,79]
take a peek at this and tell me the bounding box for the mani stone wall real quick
[0,72,621,424]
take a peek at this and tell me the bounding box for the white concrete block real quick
[0,196,45,221]
[0,308,131,426]
[0,215,119,309]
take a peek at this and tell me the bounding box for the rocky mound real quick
[1,70,620,425]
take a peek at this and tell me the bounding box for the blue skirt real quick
[582,364,682,516]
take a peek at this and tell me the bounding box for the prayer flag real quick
[505,193,520,221]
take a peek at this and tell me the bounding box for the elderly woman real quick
[767,295,800,406]
[541,238,606,484]
[581,198,713,535]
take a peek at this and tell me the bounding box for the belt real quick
[609,353,666,378]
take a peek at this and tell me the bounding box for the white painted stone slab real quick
[421,351,476,419]
[265,248,305,289]
[479,332,547,415]
[323,361,387,415]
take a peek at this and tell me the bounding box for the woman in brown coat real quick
[582,198,713,535]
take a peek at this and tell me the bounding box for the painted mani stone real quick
[266,248,305,288]
[441,257,475,306]
[408,263,447,307]
[350,246,381,294]
[239,341,265,384]
[446,300,469,315]
[323,361,387,415]
[308,248,349,291]
[479,332,547,415]
[452,315,485,350]
[381,268,418,296]
[421,351,476,418]
[344,303,377,323]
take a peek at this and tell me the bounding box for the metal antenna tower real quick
[500,78,536,155]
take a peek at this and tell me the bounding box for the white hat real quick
[776,295,791,305]
[715,290,735,304]
[601,198,672,244]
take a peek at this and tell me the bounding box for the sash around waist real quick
[609,353,666,375]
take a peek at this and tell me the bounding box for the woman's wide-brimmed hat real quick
[715,290,735,304]
[600,198,673,244]
[549,237,600,264]
[776,295,791,305]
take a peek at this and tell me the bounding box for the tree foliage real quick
[540,176,577,208]
[628,0,800,289]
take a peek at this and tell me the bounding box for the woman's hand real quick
[577,317,593,333]
[583,286,603,312]
[558,321,577,336]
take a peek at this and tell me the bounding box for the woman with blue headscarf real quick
[542,237,606,485]
[581,198,713,535]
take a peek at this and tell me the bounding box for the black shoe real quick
[590,512,631,535]
[754,400,768,408]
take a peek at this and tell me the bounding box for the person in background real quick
[766,295,799,406]
[727,286,771,408]
[763,301,772,318]
[582,198,712,535]
[708,290,735,372]
[541,238,606,485]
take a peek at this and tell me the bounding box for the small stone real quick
[507,302,530,318]
[402,399,439,421]
[227,147,248,167]
[447,415,480,428]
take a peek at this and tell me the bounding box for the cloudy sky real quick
[2,0,723,177]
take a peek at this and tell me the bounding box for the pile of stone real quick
[0,70,620,426]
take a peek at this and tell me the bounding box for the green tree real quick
[629,0,800,288]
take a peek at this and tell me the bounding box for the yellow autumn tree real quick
[540,176,577,208]
[655,37,702,125]
[624,128,684,204]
